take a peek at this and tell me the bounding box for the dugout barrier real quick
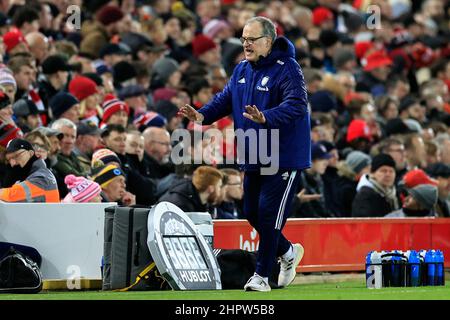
[1,202,449,280]
[213,218,450,273]
[0,202,115,280]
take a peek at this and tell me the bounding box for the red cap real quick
[402,169,438,188]
[354,41,374,60]
[3,28,27,53]
[312,7,334,26]
[363,50,393,71]
[346,119,372,143]
[69,76,99,101]
[102,94,129,123]
[192,34,217,58]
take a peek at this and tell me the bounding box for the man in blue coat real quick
[180,17,311,292]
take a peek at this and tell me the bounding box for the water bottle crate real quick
[365,249,445,289]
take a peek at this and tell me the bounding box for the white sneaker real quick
[278,243,304,287]
[244,274,271,292]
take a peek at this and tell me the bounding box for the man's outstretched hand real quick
[243,105,266,124]
[179,104,204,122]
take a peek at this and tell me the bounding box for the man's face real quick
[125,133,144,161]
[403,195,421,210]
[26,114,41,130]
[60,104,80,124]
[48,135,61,156]
[6,149,33,167]
[412,136,427,167]
[223,174,243,201]
[386,143,406,170]
[371,66,390,81]
[59,126,76,156]
[196,87,213,105]
[407,103,426,122]
[372,166,396,188]
[242,21,272,62]
[146,131,171,163]
[79,134,100,154]
[104,130,127,155]
[199,47,221,66]
[312,158,329,175]
[103,176,126,201]
[15,65,35,90]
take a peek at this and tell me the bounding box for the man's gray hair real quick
[51,118,77,132]
[245,16,277,42]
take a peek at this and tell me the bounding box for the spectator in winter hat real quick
[91,164,135,205]
[356,50,393,97]
[346,119,373,153]
[118,85,148,118]
[49,92,80,123]
[152,88,178,105]
[69,75,102,124]
[113,61,137,89]
[191,34,220,67]
[352,153,399,217]
[62,175,102,203]
[3,28,29,55]
[155,100,181,133]
[386,184,438,217]
[309,90,338,114]
[312,7,334,29]
[39,55,74,106]
[0,67,17,103]
[74,121,101,172]
[91,148,122,169]
[100,43,129,68]
[203,19,232,41]
[333,48,357,73]
[101,94,129,129]
[12,98,40,133]
[0,92,22,150]
[80,5,124,58]
[133,111,167,132]
[150,57,181,89]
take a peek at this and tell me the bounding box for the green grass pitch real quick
[0,281,449,300]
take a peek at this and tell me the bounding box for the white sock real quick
[282,245,293,261]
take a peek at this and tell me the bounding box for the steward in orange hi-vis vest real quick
[1,138,59,202]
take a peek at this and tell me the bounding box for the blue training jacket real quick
[198,36,311,173]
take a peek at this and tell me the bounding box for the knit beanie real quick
[203,19,230,39]
[96,5,124,26]
[408,184,438,210]
[346,151,372,174]
[113,61,137,85]
[155,100,179,123]
[49,92,79,120]
[62,174,102,203]
[191,34,217,58]
[92,164,124,188]
[151,58,179,85]
[101,94,129,123]
[69,75,99,101]
[133,111,167,132]
[0,67,17,90]
[312,7,334,26]
[371,153,396,173]
[91,148,122,168]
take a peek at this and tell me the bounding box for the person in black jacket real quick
[158,166,223,213]
[352,153,399,217]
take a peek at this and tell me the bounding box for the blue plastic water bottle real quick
[435,250,444,286]
[407,250,420,287]
[425,250,436,286]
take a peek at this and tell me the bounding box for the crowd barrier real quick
[0,202,115,280]
[213,218,450,272]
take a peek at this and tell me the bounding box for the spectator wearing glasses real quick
[214,168,243,219]
[0,138,59,202]
[142,126,174,179]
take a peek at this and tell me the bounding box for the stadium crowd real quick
[0,0,448,219]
